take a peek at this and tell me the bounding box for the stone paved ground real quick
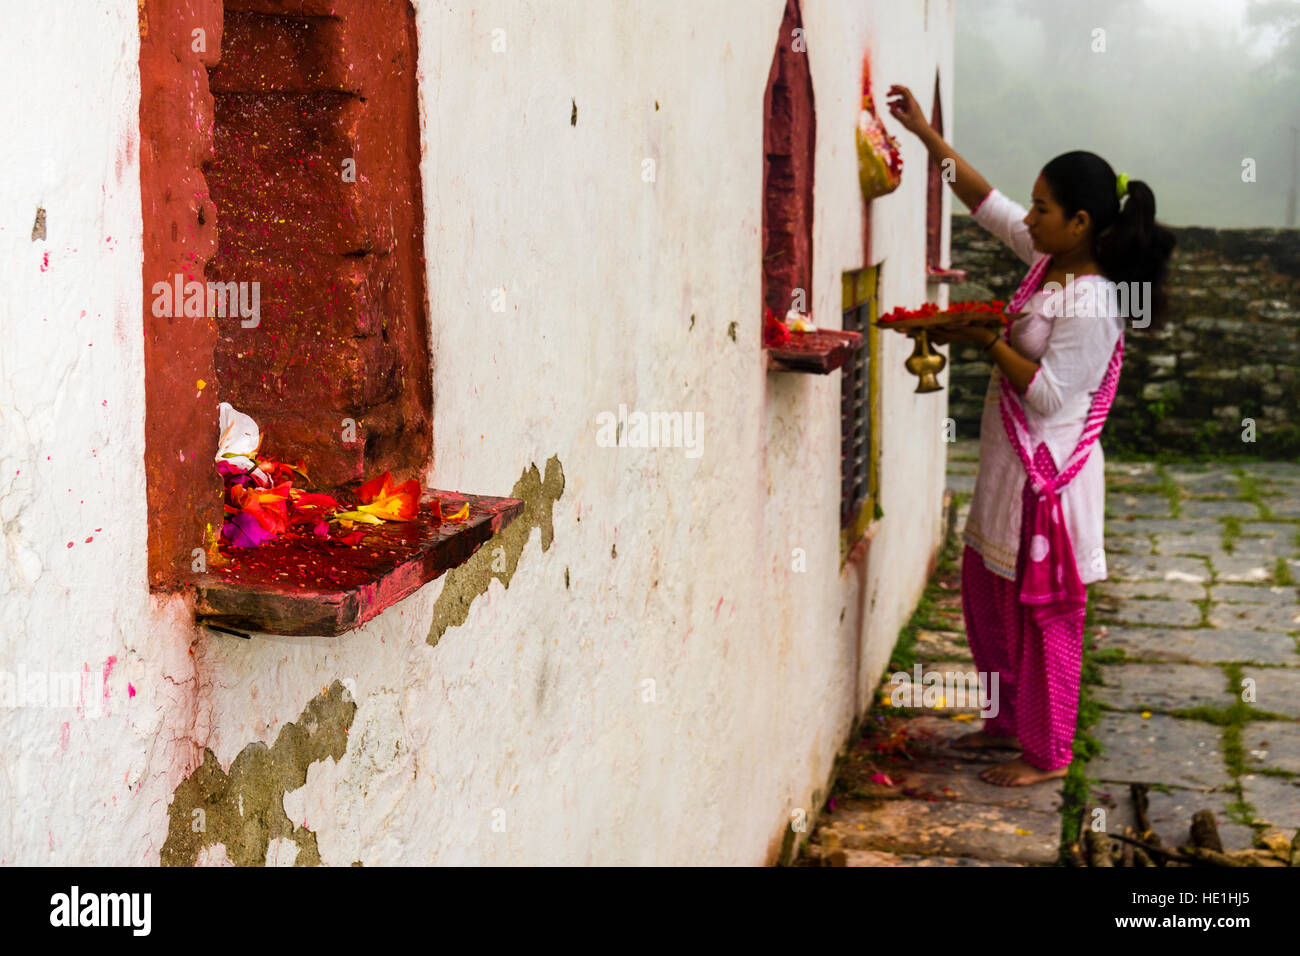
[798,440,1300,866]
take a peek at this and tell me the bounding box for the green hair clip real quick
[1116,172,1130,199]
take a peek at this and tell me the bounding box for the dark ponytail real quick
[1040,151,1177,332]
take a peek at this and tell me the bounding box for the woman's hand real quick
[886,85,931,139]
[926,326,993,348]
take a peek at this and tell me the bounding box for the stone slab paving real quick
[1240,722,1300,774]
[1248,462,1300,480]
[1111,518,1219,535]
[818,797,1060,864]
[1099,626,1299,665]
[1239,520,1300,539]
[1088,713,1231,789]
[1098,786,1257,852]
[1152,532,1230,556]
[799,452,1300,867]
[886,661,987,716]
[1209,584,1299,604]
[1103,535,1156,555]
[1093,598,1202,628]
[1089,461,1300,851]
[1208,602,1300,631]
[1108,494,1173,518]
[1105,554,1211,583]
[911,628,971,662]
[946,473,976,495]
[1267,498,1300,518]
[1093,662,1234,713]
[1226,536,1299,559]
[948,438,981,461]
[1239,776,1300,830]
[1239,666,1300,719]
[839,849,1022,867]
[1211,556,1279,582]
[1092,580,1206,602]
[1181,499,1263,519]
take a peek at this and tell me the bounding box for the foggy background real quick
[951,0,1300,227]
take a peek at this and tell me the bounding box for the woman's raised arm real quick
[887,84,993,212]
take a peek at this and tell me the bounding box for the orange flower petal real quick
[357,471,393,505]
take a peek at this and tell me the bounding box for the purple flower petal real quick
[222,511,276,548]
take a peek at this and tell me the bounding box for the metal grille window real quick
[840,267,880,543]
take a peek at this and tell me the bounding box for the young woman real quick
[886,84,1175,785]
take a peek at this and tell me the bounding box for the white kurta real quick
[961,187,1124,585]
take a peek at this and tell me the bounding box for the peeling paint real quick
[427,456,564,647]
[161,681,356,867]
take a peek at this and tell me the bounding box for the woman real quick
[887,84,1176,786]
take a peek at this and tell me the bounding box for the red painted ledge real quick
[765,329,864,374]
[192,490,524,637]
[926,265,969,283]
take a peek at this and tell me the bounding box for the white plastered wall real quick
[0,0,953,865]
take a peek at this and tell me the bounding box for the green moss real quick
[887,530,961,674]
[1237,471,1270,519]
[161,680,357,867]
[1221,515,1241,553]
[1058,591,1104,864]
[1154,465,1182,517]
[427,456,565,647]
[1275,557,1295,586]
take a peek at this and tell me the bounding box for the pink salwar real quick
[959,442,1085,771]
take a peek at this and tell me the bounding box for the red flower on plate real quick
[762,307,791,347]
[355,472,421,522]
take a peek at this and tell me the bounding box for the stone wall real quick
[946,214,1300,458]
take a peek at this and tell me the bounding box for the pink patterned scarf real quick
[997,257,1125,625]
[1008,253,1053,316]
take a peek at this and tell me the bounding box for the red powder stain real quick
[40,251,49,271]
[66,542,73,549]
[94,528,101,532]
[84,537,93,544]
[98,658,115,717]
[59,722,70,751]
[128,683,136,699]
[102,656,116,707]
[76,663,90,718]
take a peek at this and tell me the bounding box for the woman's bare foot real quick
[951,730,1020,750]
[978,756,1068,786]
